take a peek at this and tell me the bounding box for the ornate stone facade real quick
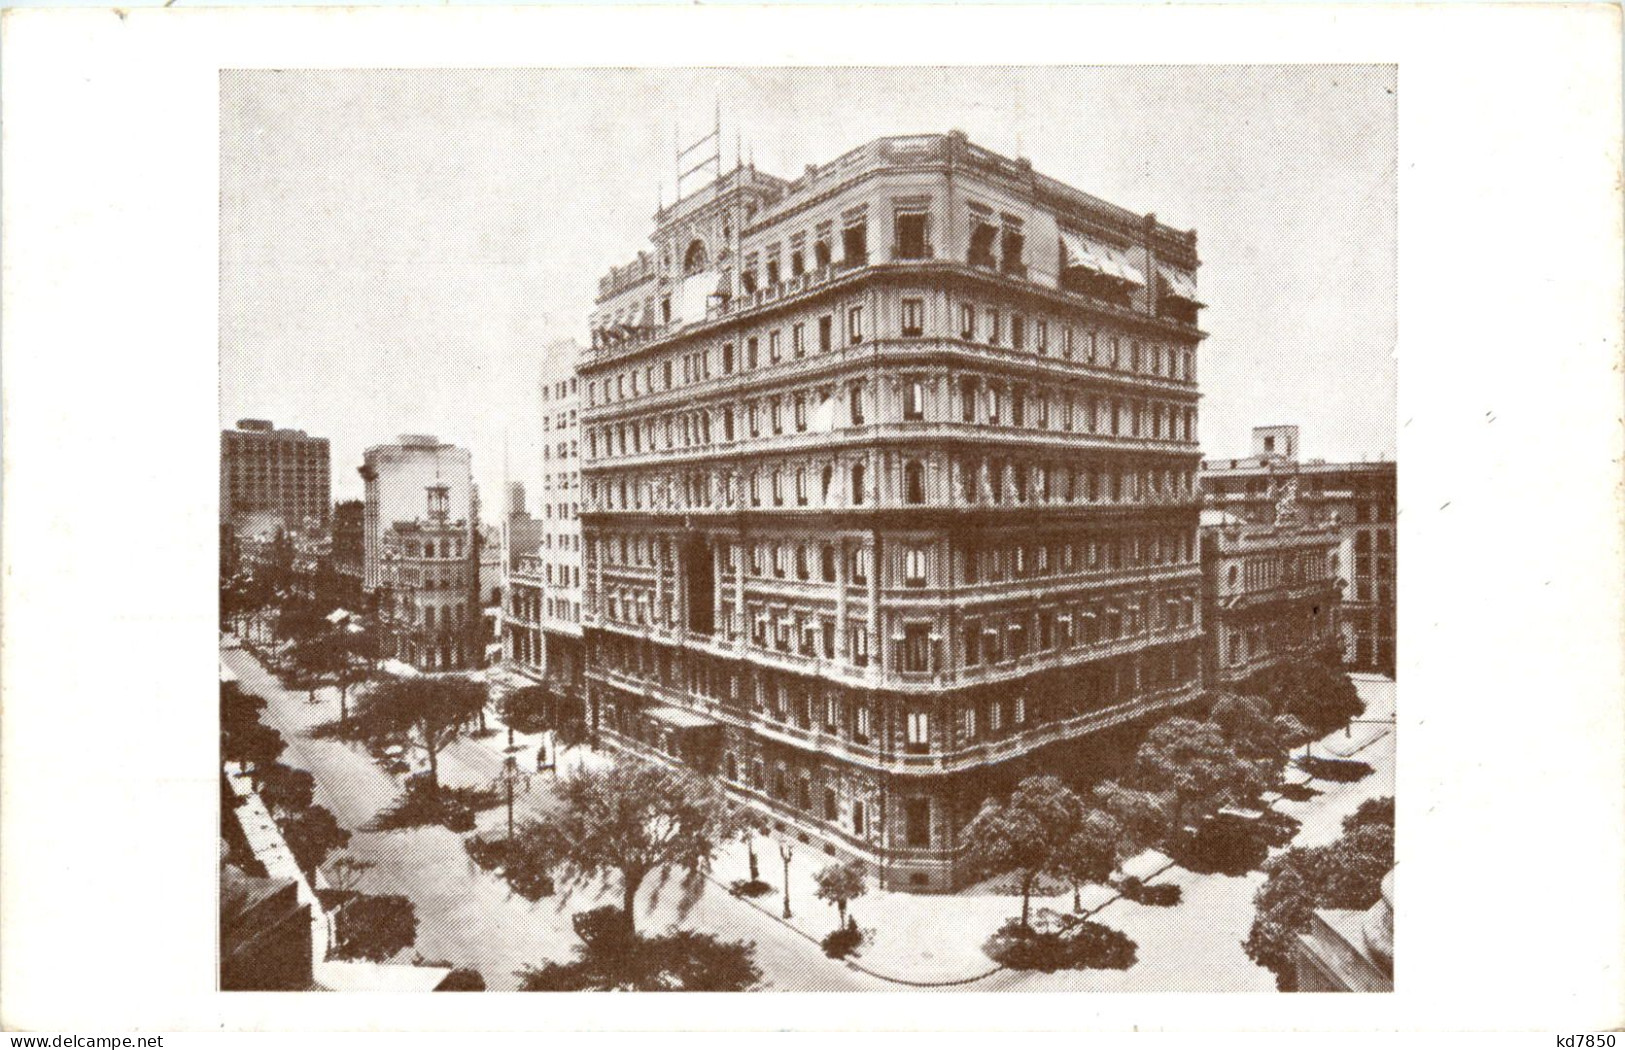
[579,132,1207,890]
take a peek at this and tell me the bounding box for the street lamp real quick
[495,754,530,841]
[778,838,795,919]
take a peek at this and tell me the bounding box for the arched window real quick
[904,460,926,505]
[684,239,708,274]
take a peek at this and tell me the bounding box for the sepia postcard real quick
[2,2,1621,1036]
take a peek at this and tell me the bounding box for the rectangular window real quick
[904,378,926,421]
[904,547,927,587]
[747,337,759,370]
[849,382,866,426]
[855,704,872,742]
[819,315,833,353]
[905,797,931,846]
[1010,315,1025,350]
[1035,320,1048,355]
[793,323,805,358]
[769,330,782,364]
[961,377,978,423]
[906,711,930,748]
[962,705,977,741]
[959,303,976,340]
[848,305,864,345]
[895,208,930,259]
[986,308,1000,346]
[901,297,925,337]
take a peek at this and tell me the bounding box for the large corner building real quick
[578,131,1206,890]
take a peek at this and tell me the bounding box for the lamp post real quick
[778,838,795,919]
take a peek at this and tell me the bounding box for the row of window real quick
[587,376,1194,464]
[1223,550,1336,593]
[586,296,1195,413]
[589,456,1195,513]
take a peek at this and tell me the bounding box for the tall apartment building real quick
[220,419,331,532]
[579,132,1206,890]
[1200,426,1395,676]
[507,340,586,697]
[359,435,478,672]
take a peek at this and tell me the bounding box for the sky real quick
[220,66,1396,504]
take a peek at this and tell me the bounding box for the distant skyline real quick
[220,66,1396,505]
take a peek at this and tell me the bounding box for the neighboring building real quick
[359,435,474,592]
[1293,870,1395,992]
[507,340,586,700]
[1200,426,1396,675]
[330,499,366,611]
[220,865,314,991]
[221,419,332,531]
[1199,485,1342,684]
[579,131,1206,891]
[360,436,478,672]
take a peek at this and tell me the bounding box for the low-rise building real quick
[1200,482,1342,683]
[1201,426,1395,675]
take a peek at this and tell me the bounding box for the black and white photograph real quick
[216,65,1396,993]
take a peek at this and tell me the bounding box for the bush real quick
[1296,756,1374,783]
[820,922,863,959]
[572,906,635,954]
[463,834,508,872]
[518,928,762,991]
[464,832,555,900]
[982,917,1138,972]
[435,968,487,991]
[1118,876,1182,907]
[331,893,417,962]
[729,878,773,899]
[1257,809,1303,848]
[1343,796,1394,833]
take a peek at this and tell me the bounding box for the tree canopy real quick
[513,761,738,935]
[337,675,489,796]
[812,860,868,928]
[1052,808,1124,911]
[1240,654,1364,735]
[1243,796,1393,990]
[1130,717,1266,825]
[962,775,1102,928]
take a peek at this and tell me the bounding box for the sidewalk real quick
[697,674,1397,989]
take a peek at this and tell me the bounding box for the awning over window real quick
[1158,264,1203,304]
[674,271,726,325]
[1060,229,1145,286]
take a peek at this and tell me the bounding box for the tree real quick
[221,682,285,786]
[812,860,867,930]
[1208,693,1292,787]
[333,625,381,721]
[258,763,316,817]
[498,685,554,735]
[729,802,773,884]
[338,675,489,798]
[1052,808,1123,912]
[513,761,737,937]
[961,774,1086,929]
[1273,713,1315,762]
[1130,717,1265,829]
[1342,795,1394,833]
[1244,804,1393,990]
[285,629,347,706]
[1092,780,1174,861]
[518,919,761,991]
[331,893,418,963]
[1242,655,1364,735]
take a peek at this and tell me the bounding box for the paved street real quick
[222,643,884,991]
